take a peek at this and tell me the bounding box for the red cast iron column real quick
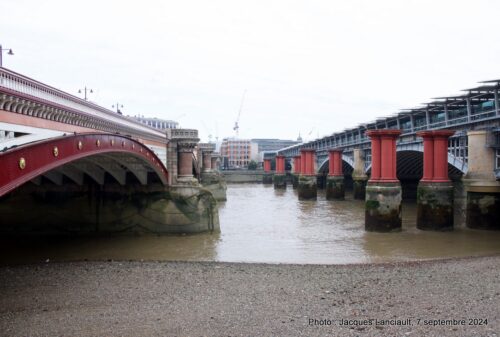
[263,159,271,172]
[432,131,454,182]
[294,155,301,174]
[367,131,381,181]
[275,155,285,174]
[417,131,434,182]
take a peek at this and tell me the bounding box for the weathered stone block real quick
[326,176,345,200]
[353,179,367,200]
[466,192,500,230]
[273,174,287,189]
[263,173,274,184]
[298,175,317,200]
[201,172,227,201]
[365,182,402,232]
[417,182,454,231]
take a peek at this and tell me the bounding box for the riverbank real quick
[220,170,265,183]
[1,256,499,336]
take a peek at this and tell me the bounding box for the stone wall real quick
[221,170,266,183]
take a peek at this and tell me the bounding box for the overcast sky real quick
[1,0,500,142]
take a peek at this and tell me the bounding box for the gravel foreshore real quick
[0,256,499,337]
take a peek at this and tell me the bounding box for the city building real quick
[251,138,302,153]
[132,115,179,130]
[251,137,302,162]
[220,138,256,168]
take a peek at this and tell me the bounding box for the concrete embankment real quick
[220,170,265,183]
[0,256,498,336]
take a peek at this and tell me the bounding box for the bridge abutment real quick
[365,130,402,232]
[326,149,345,200]
[273,155,286,189]
[463,130,500,230]
[298,149,317,200]
[352,148,368,200]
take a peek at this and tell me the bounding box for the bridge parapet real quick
[0,68,165,144]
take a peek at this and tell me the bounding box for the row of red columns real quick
[328,149,343,177]
[366,130,401,182]
[275,155,286,174]
[366,129,454,183]
[418,131,455,182]
[300,149,316,176]
[268,129,452,182]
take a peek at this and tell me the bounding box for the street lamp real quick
[112,103,124,114]
[0,44,14,68]
[78,86,93,101]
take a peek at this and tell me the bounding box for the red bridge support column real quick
[326,149,345,200]
[416,130,455,231]
[298,149,317,200]
[273,155,286,189]
[292,155,301,189]
[365,130,402,232]
[263,158,273,184]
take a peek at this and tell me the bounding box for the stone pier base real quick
[326,176,345,200]
[298,175,317,200]
[0,183,220,235]
[292,174,299,189]
[466,192,500,230]
[365,182,402,232]
[353,178,367,200]
[263,173,273,184]
[273,174,287,189]
[201,172,227,201]
[417,182,454,231]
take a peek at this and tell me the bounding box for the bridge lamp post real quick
[0,45,14,67]
[112,103,124,114]
[78,87,93,101]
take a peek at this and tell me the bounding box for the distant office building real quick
[251,138,301,153]
[221,138,255,168]
[251,138,302,161]
[132,116,179,130]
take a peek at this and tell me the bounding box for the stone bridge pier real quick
[273,155,286,189]
[199,143,227,201]
[416,131,455,231]
[365,130,402,232]
[165,129,220,232]
[326,149,345,200]
[263,159,273,184]
[352,148,368,200]
[298,149,317,200]
[463,130,500,230]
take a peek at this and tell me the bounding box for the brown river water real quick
[1,184,500,265]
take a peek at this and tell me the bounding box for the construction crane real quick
[233,89,247,137]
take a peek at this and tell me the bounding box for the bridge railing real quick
[0,67,165,140]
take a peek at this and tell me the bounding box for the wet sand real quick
[1,256,499,336]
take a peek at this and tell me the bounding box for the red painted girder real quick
[0,133,168,197]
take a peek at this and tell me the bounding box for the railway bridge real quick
[264,79,500,232]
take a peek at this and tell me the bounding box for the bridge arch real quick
[317,154,355,175]
[0,133,168,197]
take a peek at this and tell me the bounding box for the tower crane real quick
[233,89,247,137]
